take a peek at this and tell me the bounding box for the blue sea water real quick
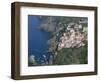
[28,15,51,65]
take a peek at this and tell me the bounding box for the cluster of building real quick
[58,23,87,50]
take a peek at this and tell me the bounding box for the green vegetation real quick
[53,45,88,65]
